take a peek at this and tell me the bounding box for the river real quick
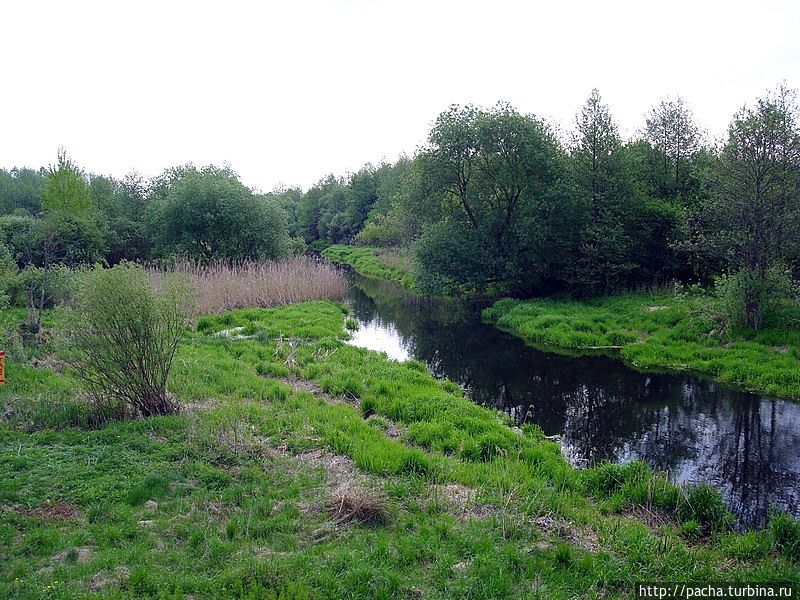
[342,270,800,528]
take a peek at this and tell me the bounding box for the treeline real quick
[2,84,799,328]
[295,85,800,328]
[0,158,305,333]
[0,159,303,267]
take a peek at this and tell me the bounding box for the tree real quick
[90,173,151,263]
[714,84,800,327]
[342,166,378,239]
[357,157,417,246]
[566,89,638,293]
[412,103,567,295]
[644,96,702,199]
[15,152,105,334]
[298,175,341,245]
[572,89,622,207]
[39,151,105,267]
[41,149,93,216]
[0,167,45,215]
[156,165,291,261]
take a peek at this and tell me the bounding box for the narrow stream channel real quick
[342,270,800,528]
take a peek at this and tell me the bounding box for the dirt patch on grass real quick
[16,502,80,521]
[431,483,497,520]
[280,375,358,407]
[30,355,65,374]
[292,448,365,488]
[532,515,599,553]
[182,397,220,415]
[89,566,130,592]
[54,546,92,564]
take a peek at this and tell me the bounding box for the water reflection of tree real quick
[346,272,800,526]
[702,397,800,526]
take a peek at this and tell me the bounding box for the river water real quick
[343,271,800,528]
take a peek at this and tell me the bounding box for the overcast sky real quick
[2,0,798,192]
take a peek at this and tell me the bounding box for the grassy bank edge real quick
[321,245,416,292]
[483,294,800,401]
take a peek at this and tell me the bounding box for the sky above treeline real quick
[2,0,798,193]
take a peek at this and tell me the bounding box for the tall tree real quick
[156,165,290,261]
[567,89,637,293]
[714,84,800,327]
[572,89,622,211]
[644,96,701,199]
[41,149,93,216]
[413,103,566,295]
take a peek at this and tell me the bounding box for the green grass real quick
[322,245,415,292]
[1,301,798,598]
[484,293,800,400]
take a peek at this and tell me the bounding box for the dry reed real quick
[148,256,346,315]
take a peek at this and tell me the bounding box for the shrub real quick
[14,264,73,336]
[356,219,402,247]
[0,242,15,307]
[68,263,194,417]
[715,267,796,330]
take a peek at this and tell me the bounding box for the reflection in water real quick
[344,272,800,527]
[348,320,410,361]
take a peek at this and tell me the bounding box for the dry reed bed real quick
[148,256,346,315]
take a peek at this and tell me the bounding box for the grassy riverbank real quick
[484,293,800,400]
[1,301,798,598]
[321,245,415,292]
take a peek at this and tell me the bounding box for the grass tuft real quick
[327,486,390,526]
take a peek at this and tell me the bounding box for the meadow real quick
[1,299,798,599]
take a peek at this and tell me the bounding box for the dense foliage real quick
[293,85,799,319]
[1,84,798,324]
[0,159,302,273]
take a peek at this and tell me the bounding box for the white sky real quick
[2,0,798,192]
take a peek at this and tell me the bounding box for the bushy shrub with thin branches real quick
[68,263,194,417]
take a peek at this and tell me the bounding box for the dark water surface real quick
[343,272,800,527]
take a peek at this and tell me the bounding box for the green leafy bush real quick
[715,267,796,330]
[68,263,194,417]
